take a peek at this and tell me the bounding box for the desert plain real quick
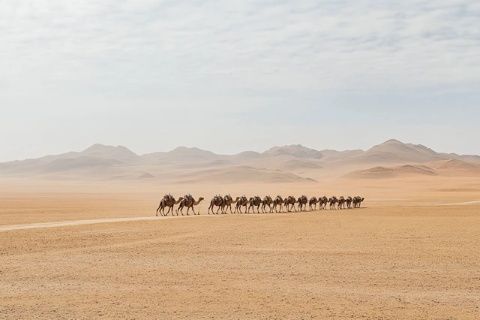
[1,141,480,319]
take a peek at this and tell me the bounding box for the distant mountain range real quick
[1,139,479,182]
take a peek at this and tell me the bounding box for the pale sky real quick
[1,0,480,161]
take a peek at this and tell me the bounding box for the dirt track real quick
[1,205,480,319]
[0,215,200,232]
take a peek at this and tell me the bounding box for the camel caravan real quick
[156,194,364,216]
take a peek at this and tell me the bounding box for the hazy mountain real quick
[0,140,479,181]
[81,144,139,162]
[263,144,323,159]
[347,139,441,164]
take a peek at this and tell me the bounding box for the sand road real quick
[0,216,173,232]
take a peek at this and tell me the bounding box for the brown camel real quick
[156,194,183,216]
[353,196,365,208]
[319,196,328,210]
[297,195,308,211]
[261,196,274,213]
[273,196,284,213]
[208,195,224,214]
[338,196,346,210]
[235,196,248,213]
[346,196,353,209]
[177,195,204,215]
[284,196,297,212]
[308,197,318,211]
[329,196,338,210]
[222,195,239,214]
[248,196,262,213]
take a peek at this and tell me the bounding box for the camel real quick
[308,197,318,211]
[222,195,239,214]
[284,196,297,212]
[177,195,204,215]
[248,196,262,213]
[329,196,338,210]
[235,196,249,213]
[156,194,183,216]
[346,196,353,209]
[208,195,224,214]
[273,196,284,213]
[338,196,346,210]
[261,196,274,213]
[317,196,328,210]
[297,195,308,211]
[353,196,365,208]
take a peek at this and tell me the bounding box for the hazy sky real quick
[1,0,480,161]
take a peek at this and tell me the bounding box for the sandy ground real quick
[1,177,480,319]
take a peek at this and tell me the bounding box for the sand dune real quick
[174,166,315,183]
[429,159,480,175]
[348,157,480,179]
[347,164,437,179]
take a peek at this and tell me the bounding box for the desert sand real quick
[1,140,480,318]
[1,174,480,319]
